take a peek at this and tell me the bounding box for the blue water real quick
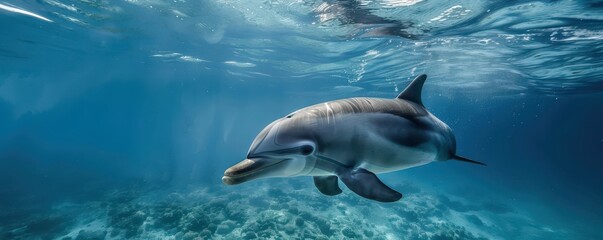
[1,0,602,239]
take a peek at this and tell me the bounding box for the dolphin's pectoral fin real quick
[337,168,402,202]
[313,176,343,196]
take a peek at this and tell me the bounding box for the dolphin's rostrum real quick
[223,74,484,202]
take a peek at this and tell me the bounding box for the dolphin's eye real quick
[300,145,314,156]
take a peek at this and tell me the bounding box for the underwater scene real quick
[1,0,602,239]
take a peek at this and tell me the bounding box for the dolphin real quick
[222,74,484,202]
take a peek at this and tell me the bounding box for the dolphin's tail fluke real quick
[452,155,486,166]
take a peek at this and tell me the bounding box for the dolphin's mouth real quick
[222,158,286,185]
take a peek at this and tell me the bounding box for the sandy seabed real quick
[0,178,565,240]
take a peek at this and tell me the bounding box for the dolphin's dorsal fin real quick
[396,74,427,106]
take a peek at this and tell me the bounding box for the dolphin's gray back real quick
[288,97,428,123]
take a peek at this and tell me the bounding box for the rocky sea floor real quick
[0,179,569,240]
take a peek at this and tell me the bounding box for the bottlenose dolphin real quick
[223,74,484,202]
